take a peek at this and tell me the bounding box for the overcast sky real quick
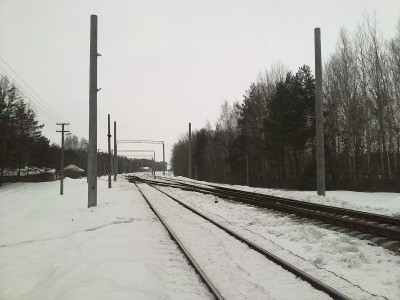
[0,0,399,163]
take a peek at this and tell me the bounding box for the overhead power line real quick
[0,72,60,125]
[0,56,69,123]
[0,57,86,139]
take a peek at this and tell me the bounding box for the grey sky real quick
[0,0,399,163]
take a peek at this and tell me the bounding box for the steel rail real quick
[129,175,351,300]
[149,176,400,241]
[160,177,400,226]
[213,185,400,226]
[133,182,225,300]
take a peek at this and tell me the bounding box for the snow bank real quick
[0,178,211,299]
[170,175,400,217]
[2,174,399,299]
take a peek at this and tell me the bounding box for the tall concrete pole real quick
[153,152,155,177]
[114,121,117,181]
[246,152,249,186]
[107,114,112,188]
[88,15,99,207]
[85,143,88,183]
[314,28,326,196]
[188,123,192,179]
[162,142,165,175]
[97,149,101,178]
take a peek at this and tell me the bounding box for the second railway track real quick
[134,175,400,252]
[130,176,382,299]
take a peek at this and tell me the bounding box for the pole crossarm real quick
[119,150,155,153]
[56,122,70,126]
[117,140,164,144]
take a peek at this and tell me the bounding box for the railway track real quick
[132,178,352,300]
[132,175,400,253]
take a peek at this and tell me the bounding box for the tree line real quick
[0,75,49,184]
[172,16,400,192]
[0,76,159,186]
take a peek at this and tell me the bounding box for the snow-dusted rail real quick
[133,181,225,300]
[130,176,350,300]
[140,175,400,252]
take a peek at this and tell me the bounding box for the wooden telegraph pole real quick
[56,122,69,195]
[314,28,326,196]
[88,15,100,207]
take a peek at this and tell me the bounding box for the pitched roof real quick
[64,164,84,172]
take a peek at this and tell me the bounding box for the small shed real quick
[139,166,152,173]
[64,164,85,179]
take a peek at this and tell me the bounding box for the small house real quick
[64,165,85,179]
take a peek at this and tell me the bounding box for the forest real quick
[0,75,161,186]
[172,17,400,192]
[2,16,399,192]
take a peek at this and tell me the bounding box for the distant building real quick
[139,166,152,173]
[1,167,56,183]
[64,165,85,179]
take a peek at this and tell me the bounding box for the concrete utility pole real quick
[113,121,117,181]
[188,123,192,179]
[107,114,112,188]
[97,149,101,178]
[162,142,165,175]
[246,152,249,186]
[153,152,155,177]
[56,122,69,195]
[85,142,89,183]
[88,15,100,208]
[314,28,326,196]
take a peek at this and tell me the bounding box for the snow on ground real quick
[0,177,212,300]
[145,174,400,300]
[170,176,400,217]
[1,174,400,299]
[139,183,330,300]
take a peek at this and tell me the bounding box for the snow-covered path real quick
[0,178,211,299]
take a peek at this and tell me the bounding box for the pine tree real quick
[263,66,315,188]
